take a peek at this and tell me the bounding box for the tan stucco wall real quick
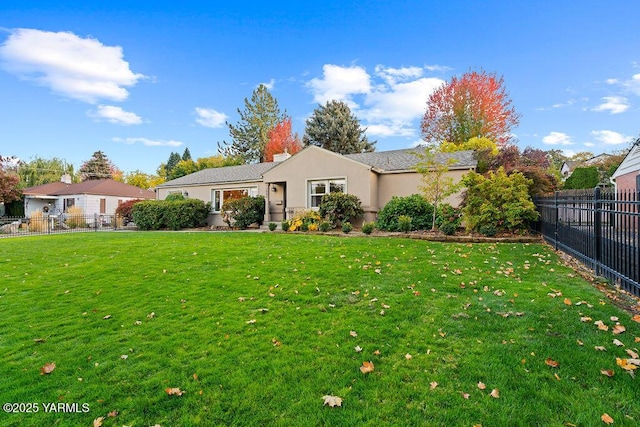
[263,147,377,221]
[377,169,469,209]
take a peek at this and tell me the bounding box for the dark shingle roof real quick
[345,148,476,171]
[157,162,278,187]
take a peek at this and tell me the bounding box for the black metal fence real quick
[0,214,132,238]
[534,188,639,296]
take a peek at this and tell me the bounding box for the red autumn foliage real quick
[421,70,520,147]
[265,118,302,162]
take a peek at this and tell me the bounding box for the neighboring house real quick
[156,145,477,227]
[610,140,640,193]
[560,153,613,180]
[22,177,156,217]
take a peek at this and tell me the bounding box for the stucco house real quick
[156,146,477,227]
[22,177,156,217]
[610,139,640,193]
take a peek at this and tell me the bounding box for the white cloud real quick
[307,64,371,105]
[591,130,633,145]
[0,28,144,103]
[606,78,618,85]
[260,78,275,90]
[195,107,228,128]
[584,142,595,147]
[307,64,445,139]
[113,137,182,147]
[625,73,640,95]
[89,105,142,125]
[542,132,573,145]
[591,96,629,114]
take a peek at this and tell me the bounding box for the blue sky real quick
[1,1,639,175]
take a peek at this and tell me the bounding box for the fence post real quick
[593,187,601,275]
[94,213,98,231]
[554,191,559,250]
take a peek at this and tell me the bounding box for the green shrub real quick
[563,166,599,189]
[132,201,165,230]
[397,215,412,233]
[319,221,332,232]
[479,224,497,237]
[318,192,364,227]
[462,167,539,234]
[361,222,376,235]
[268,222,277,231]
[435,204,462,235]
[377,195,434,231]
[341,221,353,234]
[164,199,210,230]
[132,199,210,231]
[439,222,457,236]
[281,220,291,232]
[165,193,186,201]
[222,196,265,229]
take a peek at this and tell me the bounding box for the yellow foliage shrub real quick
[29,211,46,232]
[66,206,86,228]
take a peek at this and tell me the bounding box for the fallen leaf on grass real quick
[613,339,624,347]
[616,358,638,371]
[93,417,104,427]
[580,317,592,323]
[354,346,362,353]
[564,298,572,306]
[107,410,118,417]
[360,361,375,374]
[490,388,500,398]
[577,339,584,346]
[430,381,438,390]
[632,314,640,323]
[462,392,470,399]
[103,315,111,320]
[594,320,609,331]
[373,349,381,355]
[626,349,639,359]
[40,362,56,375]
[595,346,607,351]
[477,382,486,390]
[601,413,614,425]
[612,325,626,335]
[600,369,615,377]
[322,395,342,407]
[405,353,412,360]
[545,358,559,368]
[165,387,185,396]
[349,330,358,337]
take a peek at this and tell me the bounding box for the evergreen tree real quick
[303,100,375,154]
[182,147,192,161]
[78,151,116,181]
[219,84,285,163]
[165,152,182,177]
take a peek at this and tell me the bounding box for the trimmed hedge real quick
[377,194,434,231]
[132,199,210,230]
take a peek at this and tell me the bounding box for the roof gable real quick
[611,142,640,179]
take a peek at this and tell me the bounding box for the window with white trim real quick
[211,187,258,212]
[308,179,345,208]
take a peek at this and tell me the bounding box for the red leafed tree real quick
[0,155,22,204]
[265,118,302,162]
[421,70,520,147]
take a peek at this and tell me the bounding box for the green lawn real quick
[0,232,639,426]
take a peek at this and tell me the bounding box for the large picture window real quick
[212,187,258,212]
[308,179,345,208]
